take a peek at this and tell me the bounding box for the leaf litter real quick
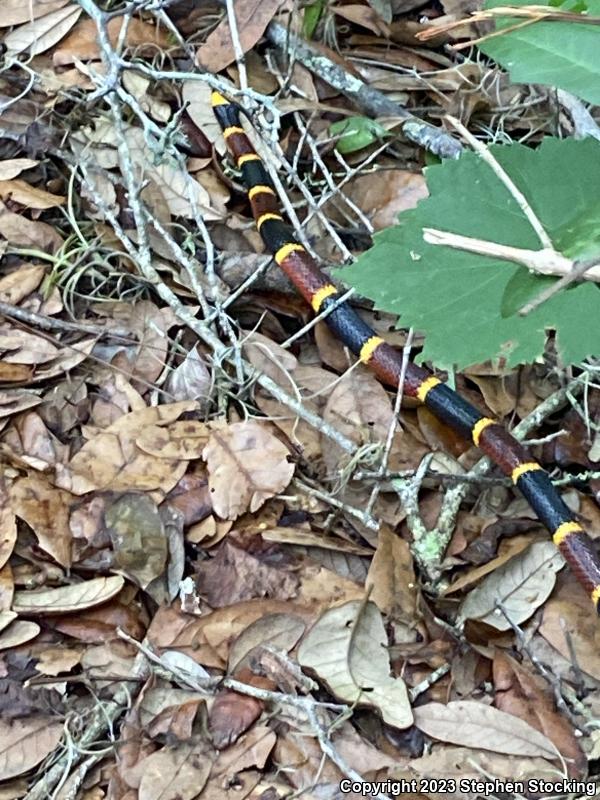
[0,0,598,796]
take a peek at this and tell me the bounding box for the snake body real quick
[212,91,600,609]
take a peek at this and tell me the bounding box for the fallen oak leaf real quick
[297,600,413,730]
[413,701,559,759]
[0,0,70,28]
[4,3,82,56]
[12,575,125,615]
[0,179,65,209]
[457,540,563,630]
[136,420,210,460]
[0,716,63,780]
[203,420,294,520]
[55,400,197,495]
[0,620,40,651]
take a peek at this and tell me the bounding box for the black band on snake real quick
[211,90,600,611]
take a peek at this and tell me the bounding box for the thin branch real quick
[518,256,600,315]
[422,229,600,283]
[446,115,554,249]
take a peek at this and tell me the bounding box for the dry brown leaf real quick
[297,600,413,729]
[0,0,69,27]
[367,525,417,624]
[0,611,16,634]
[124,128,217,220]
[333,4,390,35]
[105,494,167,591]
[0,180,65,209]
[23,338,94,385]
[255,364,337,461]
[54,591,146,644]
[4,3,82,56]
[0,328,59,365]
[195,537,299,607]
[53,15,171,65]
[322,367,396,475]
[343,169,427,231]
[12,575,125,615]
[137,740,214,800]
[0,364,33,383]
[203,420,294,520]
[457,540,563,630]
[413,701,559,759]
[182,81,226,154]
[122,71,171,123]
[410,743,554,794]
[0,201,64,253]
[0,263,46,303]
[0,620,40,651]
[147,600,313,670]
[255,392,323,463]
[0,478,16,571]
[1,409,67,471]
[72,122,220,220]
[35,646,82,676]
[209,678,268,750]
[242,331,298,387]
[99,300,172,387]
[493,651,586,777]
[165,344,211,406]
[273,729,348,792]
[0,717,63,780]
[228,613,306,673]
[0,159,39,180]
[444,534,534,594]
[55,400,197,495]
[196,0,283,73]
[210,724,276,773]
[540,598,600,680]
[9,475,72,567]
[136,420,210,460]
[260,526,372,554]
[0,563,14,612]
[295,563,366,608]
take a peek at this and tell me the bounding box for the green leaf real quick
[303,0,325,39]
[479,0,600,104]
[329,116,390,154]
[334,138,600,370]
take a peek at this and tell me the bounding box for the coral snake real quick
[211,91,600,610]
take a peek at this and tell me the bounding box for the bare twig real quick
[422,230,600,283]
[265,19,463,159]
[23,651,149,800]
[446,115,553,249]
[518,257,600,315]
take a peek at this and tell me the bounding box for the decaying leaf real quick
[203,420,294,519]
[0,716,63,780]
[0,477,16,571]
[12,575,125,615]
[9,475,72,567]
[136,739,214,800]
[413,701,559,759]
[0,180,65,209]
[196,0,284,73]
[105,494,167,590]
[4,4,82,56]
[458,541,564,630]
[297,600,413,729]
[0,620,40,651]
[55,401,197,495]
